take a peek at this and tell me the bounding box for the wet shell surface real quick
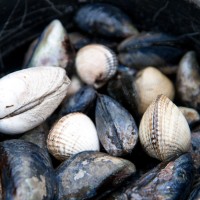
[139,94,191,161]
[47,112,100,161]
[75,44,118,88]
[25,19,73,69]
[0,66,70,134]
[134,67,175,115]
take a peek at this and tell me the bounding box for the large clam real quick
[0,66,70,134]
[139,94,191,161]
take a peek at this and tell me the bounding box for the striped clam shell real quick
[139,94,191,161]
[47,112,100,161]
[75,44,117,88]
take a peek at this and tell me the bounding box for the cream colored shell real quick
[139,94,191,161]
[134,67,175,115]
[0,66,70,134]
[47,112,100,161]
[75,44,117,88]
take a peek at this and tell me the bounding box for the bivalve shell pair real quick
[0,67,70,134]
[139,94,191,161]
[75,44,118,88]
[47,112,100,161]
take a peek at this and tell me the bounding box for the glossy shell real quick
[47,112,100,161]
[74,3,138,38]
[75,44,117,88]
[0,66,70,134]
[139,94,191,161]
[134,67,175,115]
[25,19,73,69]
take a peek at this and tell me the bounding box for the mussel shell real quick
[74,3,138,38]
[0,139,55,199]
[104,153,194,200]
[176,51,200,111]
[55,151,136,200]
[95,94,138,156]
[118,32,188,69]
[59,86,97,116]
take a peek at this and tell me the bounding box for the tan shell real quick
[134,67,175,115]
[179,106,200,125]
[139,94,191,161]
[0,67,70,134]
[75,44,117,88]
[47,112,100,161]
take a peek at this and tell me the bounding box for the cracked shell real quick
[47,112,100,161]
[75,44,117,88]
[139,94,191,161]
[0,66,70,134]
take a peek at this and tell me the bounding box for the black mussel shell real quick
[55,151,136,200]
[74,3,138,38]
[104,153,194,200]
[95,94,138,157]
[0,139,55,199]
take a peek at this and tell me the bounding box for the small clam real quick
[0,66,70,134]
[139,94,191,161]
[25,19,74,69]
[47,112,100,161]
[75,44,117,88]
[176,51,200,110]
[74,3,138,38]
[134,67,175,115]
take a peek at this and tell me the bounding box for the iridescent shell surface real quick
[47,112,100,160]
[139,94,191,161]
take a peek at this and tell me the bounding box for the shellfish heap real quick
[0,3,198,200]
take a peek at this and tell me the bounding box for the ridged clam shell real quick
[47,112,100,160]
[25,19,73,69]
[75,44,117,88]
[134,67,175,115]
[139,94,191,161]
[0,66,70,134]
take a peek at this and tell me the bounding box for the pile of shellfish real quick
[0,3,200,200]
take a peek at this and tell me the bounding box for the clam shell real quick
[134,67,175,115]
[0,66,70,134]
[47,112,100,161]
[25,19,73,69]
[139,94,191,161]
[75,44,117,88]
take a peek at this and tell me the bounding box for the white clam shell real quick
[0,66,70,134]
[139,94,191,161]
[134,67,175,115]
[47,112,100,161]
[75,44,117,88]
[26,20,71,68]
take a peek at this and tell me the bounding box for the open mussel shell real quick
[0,139,55,199]
[118,32,188,69]
[74,3,138,38]
[0,66,70,134]
[96,94,138,156]
[47,112,100,161]
[75,44,118,88]
[105,153,194,200]
[55,151,136,200]
[24,19,74,69]
[134,67,175,115]
[177,51,200,111]
[139,94,191,161]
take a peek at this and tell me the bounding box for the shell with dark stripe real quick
[139,94,191,161]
